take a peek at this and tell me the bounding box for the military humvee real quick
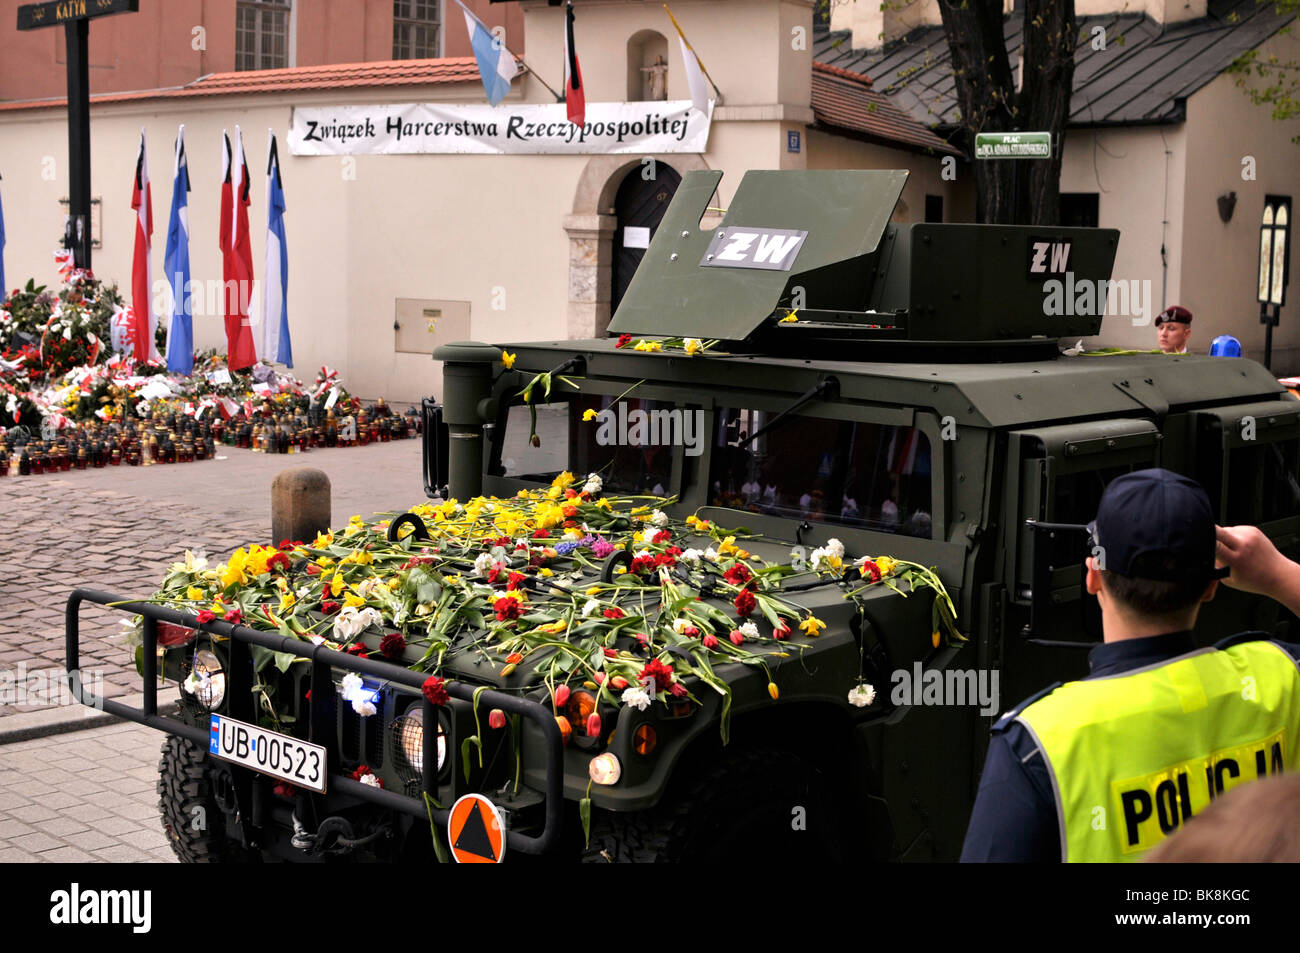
[67,170,1300,862]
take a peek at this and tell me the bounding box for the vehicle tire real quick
[582,747,840,863]
[157,734,254,863]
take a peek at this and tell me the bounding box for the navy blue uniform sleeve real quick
[960,724,1060,863]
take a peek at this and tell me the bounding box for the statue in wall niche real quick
[641,55,668,101]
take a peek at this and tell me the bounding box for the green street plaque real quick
[974,132,1051,159]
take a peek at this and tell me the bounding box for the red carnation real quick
[507,572,527,591]
[267,552,291,573]
[225,608,243,625]
[422,675,450,706]
[652,530,672,544]
[345,643,368,656]
[532,529,550,539]
[734,589,757,617]
[195,610,216,624]
[494,597,523,622]
[379,632,406,660]
[630,555,656,574]
[773,622,791,641]
[860,559,882,583]
[724,564,753,586]
[641,658,675,692]
[603,607,624,620]
[669,682,689,699]
[321,600,341,614]
[616,333,633,348]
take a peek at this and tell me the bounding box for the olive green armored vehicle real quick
[67,170,1300,862]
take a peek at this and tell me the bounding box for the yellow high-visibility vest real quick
[1014,640,1300,862]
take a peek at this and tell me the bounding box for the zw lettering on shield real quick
[1027,237,1072,278]
[701,227,808,272]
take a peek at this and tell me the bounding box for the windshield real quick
[491,394,682,496]
[707,407,933,538]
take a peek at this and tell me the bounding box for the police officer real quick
[961,469,1300,862]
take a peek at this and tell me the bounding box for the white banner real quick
[287,100,712,156]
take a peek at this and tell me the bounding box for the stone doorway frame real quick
[564,153,717,339]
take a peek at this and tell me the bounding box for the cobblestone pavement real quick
[0,439,423,717]
[0,720,176,863]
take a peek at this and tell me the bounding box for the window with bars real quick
[394,0,441,59]
[236,0,291,71]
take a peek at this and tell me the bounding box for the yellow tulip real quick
[501,350,516,369]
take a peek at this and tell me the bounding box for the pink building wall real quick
[0,0,521,101]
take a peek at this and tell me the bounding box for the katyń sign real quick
[288,101,712,156]
[974,132,1051,159]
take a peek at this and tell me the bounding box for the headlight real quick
[182,648,226,709]
[394,705,446,781]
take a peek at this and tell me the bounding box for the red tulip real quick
[488,709,507,730]
[586,712,602,737]
[554,684,571,707]
[611,676,629,690]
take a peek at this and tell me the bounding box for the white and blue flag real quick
[453,0,518,105]
[163,127,193,375]
[260,132,292,367]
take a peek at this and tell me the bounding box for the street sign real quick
[15,0,140,269]
[448,793,506,863]
[974,132,1051,159]
[17,0,138,31]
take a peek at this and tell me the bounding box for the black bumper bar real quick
[65,588,564,855]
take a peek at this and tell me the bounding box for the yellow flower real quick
[501,351,516,369]
[279,592,296,612]
[552,471,576,490]
[344,592,366,609]
[503,588,528,603]
[316,556,335,569]
[443,574,462,586]
[329,572,345,597]
[717,536,738,556]
[585,586,603,596]
[633,339,663,352]
[767,682,780,700]
[539,567,554,577]
[583,408,598,422]
[386,577,402,590]
[932,630,941,648]
[220,549,249,588]
[876,556,897,576]
[186,586,205,601]
[800,615,826,637]
[684,337,703,356]
[596,498,613,511]
[313,531,334,549]
[540,620,567,634]
[779,310,799,324]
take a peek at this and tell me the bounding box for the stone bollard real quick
[271,468,331,547]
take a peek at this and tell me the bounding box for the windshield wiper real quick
[738,376,839,448]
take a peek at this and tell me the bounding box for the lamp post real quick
[1258,196,1291,371]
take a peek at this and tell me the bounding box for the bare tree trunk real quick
[937,0,1076,225]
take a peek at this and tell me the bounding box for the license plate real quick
[209,714,328,794]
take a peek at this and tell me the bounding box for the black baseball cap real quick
[1087,469,1230,581]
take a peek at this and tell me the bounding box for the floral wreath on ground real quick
[133,472,963,744]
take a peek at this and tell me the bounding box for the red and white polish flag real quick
[564,1,585,126]
[130,129,159,362]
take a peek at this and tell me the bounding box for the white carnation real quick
[351,698,377,717]
[621,686,652,711]
[825,538,845,559]
[358,772,381,788]
[651,509,669,527]
[340,673,364,699]
[182,670,211,696]
[738,621,759,640]
[581,599,601,618]
[681,548,703,564]
[583,473,603,494]
[847,683,877,708]
[473,552,495,576]
[704,548,720,563]
[810,546,831,571]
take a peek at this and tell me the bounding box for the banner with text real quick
[288,101,712,156]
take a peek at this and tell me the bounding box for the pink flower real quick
[554,684,571,707]
[488,709,507,730]
[592,539,614,558]
[586,712,602,737]
[669,682,689,699]
[773,622,791,640]
[730,630,745,646]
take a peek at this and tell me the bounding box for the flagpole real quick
[663,4,724,103]
[518,57,563,102]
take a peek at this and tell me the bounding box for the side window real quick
[707,408,933,538]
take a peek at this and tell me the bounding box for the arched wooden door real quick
[611,162,682,317]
